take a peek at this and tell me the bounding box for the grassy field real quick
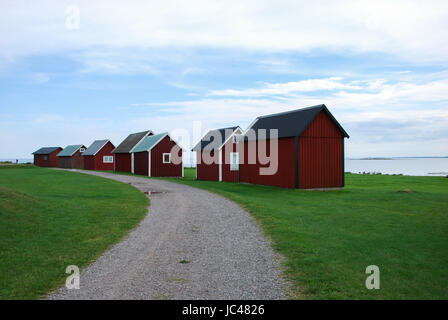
[0,165,149,299]
[162,168,448,299]
[2,165,447,299]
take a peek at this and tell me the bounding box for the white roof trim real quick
[145,133,186,152]
[165,134,186,152]
[72,146,84,156]
[193,127,241,152]
[192,128,222,152]
[132,132,186,153]
[243,118,259,135]
[147,133,169,152]
[93,140,110,156]
[57,145,85,157]
[218,127,243,151]
[128,131,153,153]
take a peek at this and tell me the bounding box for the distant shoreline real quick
[357,157,393,160]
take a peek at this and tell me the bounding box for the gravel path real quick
[47,170,287,300]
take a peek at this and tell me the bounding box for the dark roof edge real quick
[249,104,349,138]
[32,147,62,155]
[191,126,241,151]
[257,104,325,120]
[218,126,243,150]
[57,145,86,157]
[319,105,350,138]
[93,139,111,156]
[111,130,152,153]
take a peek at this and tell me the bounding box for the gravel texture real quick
[47,170,287,300]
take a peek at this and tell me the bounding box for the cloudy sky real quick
[1,0,448,161]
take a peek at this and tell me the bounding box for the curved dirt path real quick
[47,170,287,300]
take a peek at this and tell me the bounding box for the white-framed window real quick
[230,152,239,171]
[80,148,86,153]
[103,156,113,163]
[162,153,171,164]
[43,155,48,161]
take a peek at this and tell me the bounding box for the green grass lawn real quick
[0,165,149,299]
[162,168,448,299]
[2,165,446,299]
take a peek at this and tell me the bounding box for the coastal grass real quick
[162,168,448,299]
[0,166,149,299]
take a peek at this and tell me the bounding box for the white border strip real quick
[218,149,222,182]
[218,127,243,151]
[148,151,151,177]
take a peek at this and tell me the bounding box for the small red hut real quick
[32,147,62,167]
[192,126,242,182]
[83,140,116,171]
[130,132,183,177]
[112,130,152,172]
[57,145,86,169]
[239,104,349,189]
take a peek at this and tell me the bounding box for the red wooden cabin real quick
[32,147,62,167]
[83,140,116,171]
[239,104,349,189]
[130,132,183,177]
[57,145,86,169]
[192,126,243,182]
[112,130,152,172]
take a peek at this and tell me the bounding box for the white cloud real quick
[128,73,448,157]
[30,72,50,83]
[1,0,447,63]
[209,77,362,96]
[0,114,105,158]
[75,50,161,75]
[2,1,448,159]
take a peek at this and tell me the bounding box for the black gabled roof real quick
[112,130,152,153]
[192,126,241,151]
[247,104,349,139]
[32,147,62,155]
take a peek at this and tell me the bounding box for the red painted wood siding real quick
[239,137,296,188]
[114,153,131,172]
[34,149,61,167]
[73,150,84,169]
[34,154,50,167]
[93,141,115,171]
[150,135,182,177]
[301,111,344,138]
[196,150,219,181]
[83,156,95,170]
[58,150,84,169]
[299,111,344,189]
[134,151,149,176]
[221,138,239,182]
